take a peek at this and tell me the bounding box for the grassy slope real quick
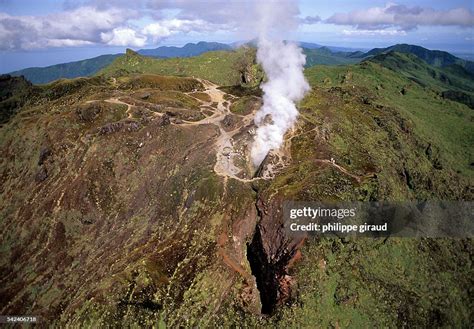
[278,238,472,327]
[368,52,474,95]
[0,74,257,327]
[304,57,474,179]
[0,75,33,124]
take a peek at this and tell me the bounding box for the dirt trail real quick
[314,159,375,183]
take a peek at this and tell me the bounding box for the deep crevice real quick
[247,226,277,314]
[246,200,299,315]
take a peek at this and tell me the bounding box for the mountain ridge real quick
[8,42,474,85]
[138,41,232,58]
[360,44,474,74]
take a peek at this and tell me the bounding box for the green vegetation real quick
[10,42,473,87]
[304,54,474,179]
[277,238,472,328]
[368,52,474,97]
[131,90,201,109]
[138,41,231,58]
[8,42,232,85]
[190,92,212,102]
[0,75,32,124]
[116,74,204,92]
[249,52,474,327]
[230,96,262,115]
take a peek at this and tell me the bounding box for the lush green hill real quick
[9,42,472,85]
[138,41,231,57]
[98,48,261,86]
[10,54,120,84]
[99,46,362,84]
[367,52,474,108]
[360,44,474,74]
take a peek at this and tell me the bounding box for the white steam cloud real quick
[250,2,310,166]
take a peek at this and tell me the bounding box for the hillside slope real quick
[367,52,474,108]
[10,54,121,84]
[0,74,33,124]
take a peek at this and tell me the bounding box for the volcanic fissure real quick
[246,199,302,315]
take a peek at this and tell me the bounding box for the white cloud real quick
[0,6,139,50]
[327,3,474,31]
[147,0,302,36]
[0,1,259,50]
[342,29,407,36]
[101,28,147,47]
[142,19,214,43]
[45,39,95,47]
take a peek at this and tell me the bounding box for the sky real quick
[0,0,473,73]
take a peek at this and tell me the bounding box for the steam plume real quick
[250,2,310,166]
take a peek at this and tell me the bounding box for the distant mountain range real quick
[303,47,363,67]
[138,41,232,58]
[8,42,474,84]
[298,41,366,53]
